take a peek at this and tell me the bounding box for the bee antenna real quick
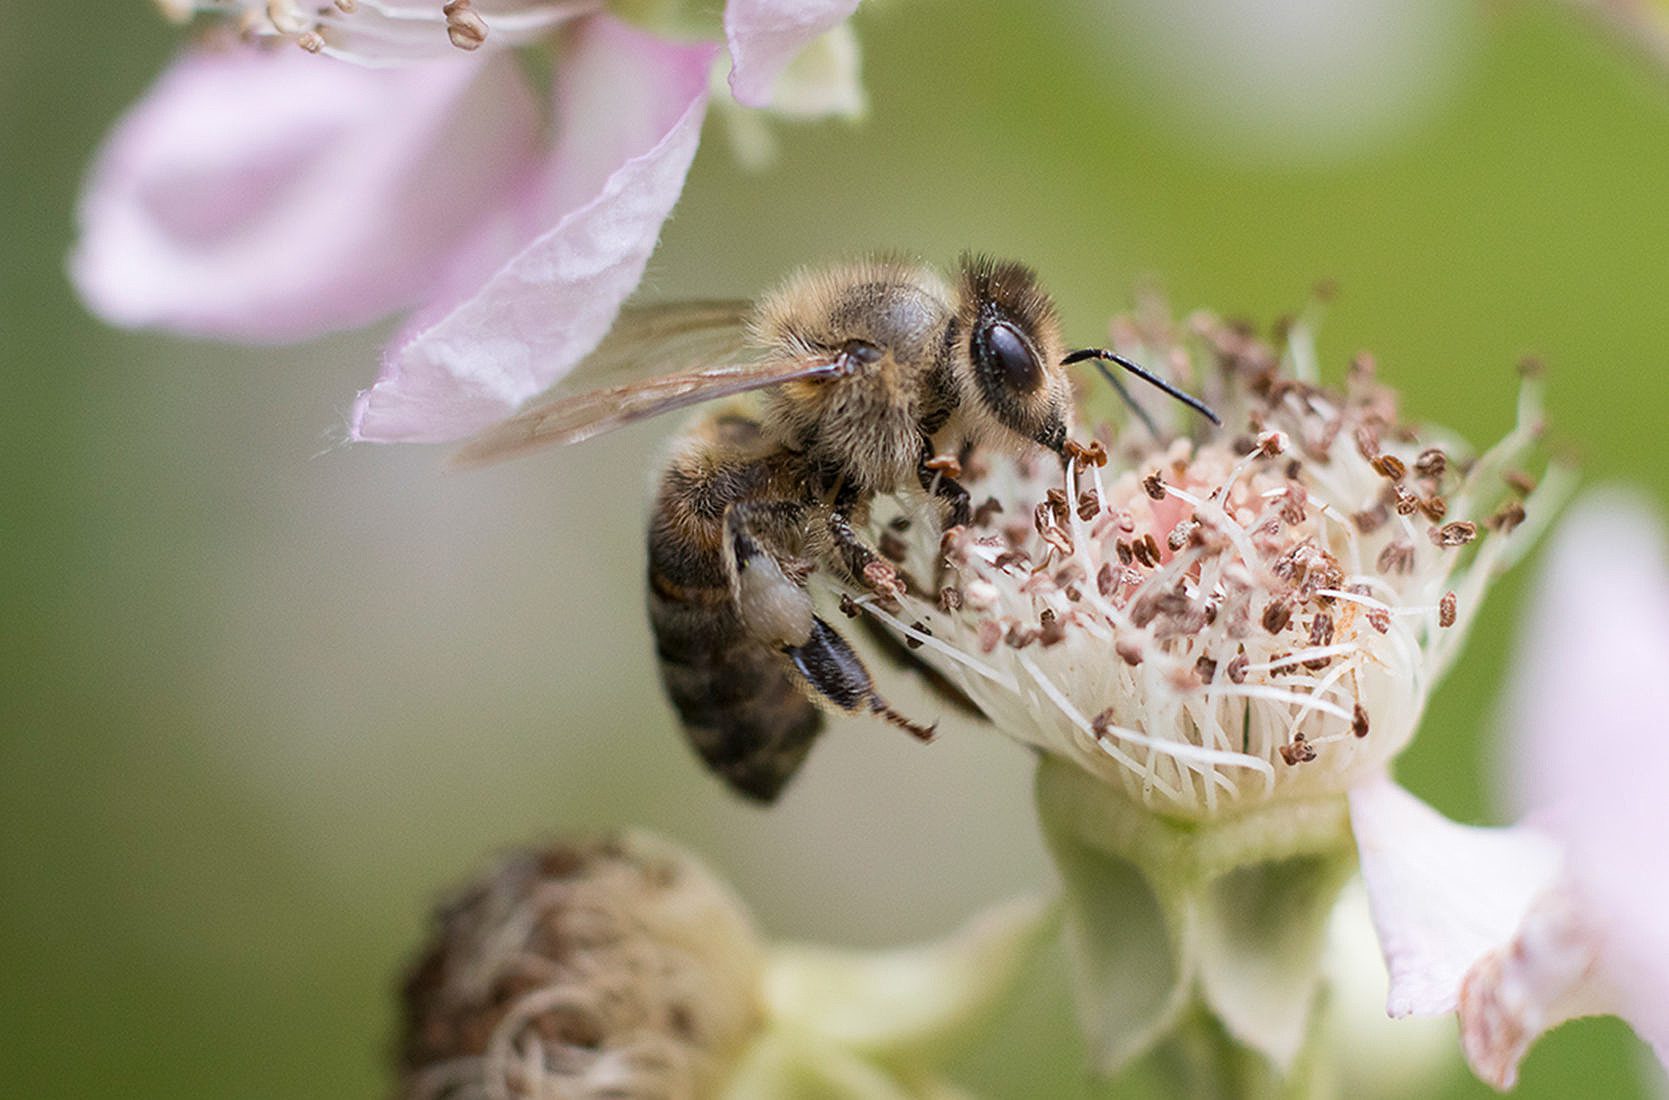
[1063,348,1222,431]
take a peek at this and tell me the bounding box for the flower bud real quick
[396,833,765,1099]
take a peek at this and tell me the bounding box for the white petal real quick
[1347,777,1561,1017]
[725,0,860,108]
[352,18,716,442]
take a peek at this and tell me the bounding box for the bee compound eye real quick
[980,321,1043,393]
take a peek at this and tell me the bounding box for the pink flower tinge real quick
[71,0,865,442]
[1350,490,1669,1090]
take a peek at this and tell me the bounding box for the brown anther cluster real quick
[843,305,1552,816]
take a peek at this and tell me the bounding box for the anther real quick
[1439,591,1457,628]
[1504,469,1538,496]
[1352,704,1370,738]
[1142,471,1167,501]
[1279,735,1318,766]
[1414,448,1448,479]
[1431,521,1478,548]
[1352,505,1388,534]
[1262,599,1293,635]
[1378,541,1415,574]
[1355,426,1381,462]
[1371,453,1407,480]
[443,0,488,49]
[1419,496,1449,522]
[1488,501,1527,534]
[297,30,325,52]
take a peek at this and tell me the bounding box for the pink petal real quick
[71,47,540,343]
[1347,778,1560,1018]
[1500,490,1669,1067]
[1458,886,1614,1091]
[725,0,860,108]
[352,18,716,443]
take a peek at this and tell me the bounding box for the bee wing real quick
[453,353,846,467]
[556,300,757,391]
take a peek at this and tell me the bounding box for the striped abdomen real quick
[644,418,822,802]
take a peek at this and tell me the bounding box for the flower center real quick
[838,311,1555,820]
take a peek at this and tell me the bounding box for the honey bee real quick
[457,255,1217,802]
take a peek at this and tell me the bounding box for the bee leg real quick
[724,500,815,647]
[917,439,971,528]
[785,617,935,742]
[826,510,906,605]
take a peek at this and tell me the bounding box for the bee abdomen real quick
[647,572,822,802]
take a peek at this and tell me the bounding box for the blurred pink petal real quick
[71,47,540,343]
[725,0,860,107]
[1347,777,1560,1018]
[1458,886,1616,1090]
[1461,491,1669,1085]
[352,19,716,443]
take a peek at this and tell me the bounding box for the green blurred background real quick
[5,1,1668,1096]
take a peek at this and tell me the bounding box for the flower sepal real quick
[1037,755,1357,1085]
[725,895,1056,1098]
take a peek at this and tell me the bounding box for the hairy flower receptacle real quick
[396,833,766,1099]
[843,308,1558,823]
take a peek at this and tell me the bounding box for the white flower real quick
[849,309,1554,821]
[829,303,1567,1077]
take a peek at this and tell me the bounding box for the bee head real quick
[954,254,1072,454]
